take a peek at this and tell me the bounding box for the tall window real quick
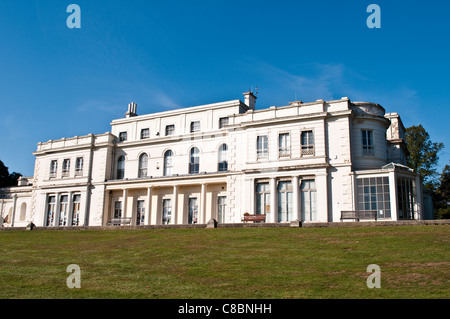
[257,135,268,159]
[190,121,200,133]
[165,125,175,136]
[62,159,70,177]
[278,181,293,222]
[114,201,122,218]
[362,130,374,155]
[72,194,81,226]
[301,130,314,156]
[75,157,83,176]
[50,160,57,178]
[162,199,172,224]
[119,132,127,142]
[59,195,69,226]
[141,128,150,139]
[46,196,56,226]
[218,144,228,172]
[357,177,391,219]
[136,200,145,225]
[189,147,200,174]
[256,182,270,216]
[219,117,229,129]
[117,156,125,179]
[397,177,415,219]
[138,153,148,178]
[301,180,317,221]
[188,198,198,224]
[279,133,290,157]
[164,150,173,176]
[217,196,226,223]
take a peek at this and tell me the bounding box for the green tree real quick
[404,125,444,188]
[434,161,450,219]
[0,159,22,187]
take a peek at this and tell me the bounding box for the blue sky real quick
[0,0,449,177]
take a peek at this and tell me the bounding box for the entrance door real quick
[217,196,226,223]
[301,180,317,221]
[136,200,145,225]
[188,198,198,224]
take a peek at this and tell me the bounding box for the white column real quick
[145,187,152,225]
[270,177,277,223]
[54,192,61,227]
[67,192,74,226]
[389,171,398,221]
[292,175,300,221]
[11,195,17,228]
[200,183,206,224]
[122,189,128,218]
[173,185,178,224]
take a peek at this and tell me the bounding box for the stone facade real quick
[0,92,426,228]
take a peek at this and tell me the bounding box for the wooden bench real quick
[242,214,266,223]
[108,217,132,226]
[340,211,377,221]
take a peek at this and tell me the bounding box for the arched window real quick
[117,156,125,179]
[138,153,148,178]
[189,147,200,174]
[164,150,173,176]
[218,144,228,172]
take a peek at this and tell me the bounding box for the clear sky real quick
[0,0,449,177]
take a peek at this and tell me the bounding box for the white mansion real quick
[0,92,429,228]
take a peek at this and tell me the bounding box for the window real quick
[217,196,226,223]
[162,199,172,224]
[301,130,314,156]
[114,201,122,218]
[50,160,57,178]
[279,133,290,157]
[219,117,229,129]
[138,153,148,178]
[257,135,268,159]
[190,121,200,133]
[46,196,56,226]
[75,157,83,176]
[116,156,125,179]
[357,177,391,219]
[119,132,127,142]
[72,194,81,226]
[164,150,173,176]
[256,182,270,216]
[165,125,175,136]
[189,147,200,174]
[136,200,145,225]
[218,144,228,172]
[301,180,317,221]
[397,177,415,219]
[59,195,69,226]
[362,130,374,155]
[188,198,198,224]
[278,181,293,222]
[62,159,70,177]
[141,128,150,139]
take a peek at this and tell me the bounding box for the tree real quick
[404,125,444,188]
[0,159,22,187]
[434,161,450,219]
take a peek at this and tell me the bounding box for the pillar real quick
[270,177,277,223]
[145,187,152,225]
[122,189,128,218]
[173,185,178,224]
[200,183,206,224]
[292,175,300,221]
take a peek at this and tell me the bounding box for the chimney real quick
[125,102,137,118]
[243,91,257,110]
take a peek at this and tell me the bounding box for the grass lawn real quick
[0,225,449,299]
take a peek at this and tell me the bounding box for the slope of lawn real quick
[0,225,449,299]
